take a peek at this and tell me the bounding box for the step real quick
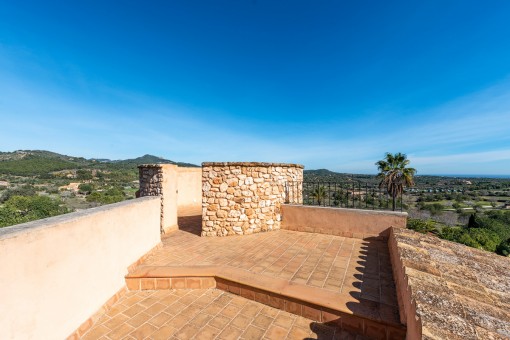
[126,265,406,340]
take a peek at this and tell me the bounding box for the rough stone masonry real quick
[201,162,303,236]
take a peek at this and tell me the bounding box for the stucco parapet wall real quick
[0,196,161,339]
[202,161,304,168]
[388,227,510,339]
[281,204,407,239]
[0,196,160,239]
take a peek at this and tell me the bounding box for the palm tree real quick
[375,152,416,211]
[310,186,327,206]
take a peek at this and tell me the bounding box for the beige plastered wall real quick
[160,164,178,232]
[0,196,161,340]
[177,167,202,215]
[281,204,407,239]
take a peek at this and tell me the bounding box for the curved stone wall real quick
[201,162,304,236]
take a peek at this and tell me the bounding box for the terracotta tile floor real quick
[82,289,358,339]
[145,216,398,312]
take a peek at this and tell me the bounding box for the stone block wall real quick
[138,164,178,233]
[201,162,304,236]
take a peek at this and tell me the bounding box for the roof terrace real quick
[0,163,508,339]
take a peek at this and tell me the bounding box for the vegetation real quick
[407,210,510,256]
[303,158,510,257]
[1,149,509,258]
[376,152,416,211]
[86,187,126,204]
[310,186,327,205]
[0,150,199,229]
[0,195,69,227]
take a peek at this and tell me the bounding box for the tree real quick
[310,186,327,206]
[78,183,94,194]
[376,152,416,211]
[496,238,510,256]
[0,195,69,228]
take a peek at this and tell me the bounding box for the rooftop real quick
[391,228,510,339]
[80,289,352,339]
[2,163,509,339]
[82,214,403,339]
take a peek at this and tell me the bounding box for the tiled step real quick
[126,265,406,340]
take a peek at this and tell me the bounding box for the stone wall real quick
[201,162,303,236]
[138,164,178,233]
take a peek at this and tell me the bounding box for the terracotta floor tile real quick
[209,314,231,329]
[189,311,213,326]
[203,303,224,316]
[265,324,289,339]
[81,324,110,340]
[220,304,241,318]
[261,305,279,318]
[151,325,178,339]
[102,313,129,330]
[174,323,200,339]
[106,322,135,339]
[252,313,273,329]
[168,314,191,329]
[242,325,266,339]
[218,325,243,340]
[83,226,402,339]
[287,326,312,339]
[195,325,221,340]
[240,303,263,318]
[104,303,129,318]
[274,312,295,328]
[127,312,152,328]
[230,313,251,329]
[129,322,157,339]
[144,302,167,316]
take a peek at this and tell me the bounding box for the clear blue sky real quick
[1,1,510,175]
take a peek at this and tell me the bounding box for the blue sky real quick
[1,1,510,175]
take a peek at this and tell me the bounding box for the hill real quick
[0,150,198,176]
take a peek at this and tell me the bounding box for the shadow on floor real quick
[177,214,202,236]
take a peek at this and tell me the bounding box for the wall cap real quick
[202,162,304,168]
[0,196,160,240]
[282,204,408,217]
[138,164,179,168]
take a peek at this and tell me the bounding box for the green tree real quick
[86,187,126,205]
[407,218,437,234]
[78,183,94,194]
[0,185,36,203]
[375,152,416,211]
[422,203,444,216]
[0,195,69,228]
[76,169,93,180]
[310,186,327,205]
[496,238,510,256]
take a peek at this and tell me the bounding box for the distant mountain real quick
[112,154,199,168]
[0,150,199,176]
[304,169,341,176]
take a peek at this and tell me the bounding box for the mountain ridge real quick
[0,150,199,176]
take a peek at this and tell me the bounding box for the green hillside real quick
[0,150,199,177]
